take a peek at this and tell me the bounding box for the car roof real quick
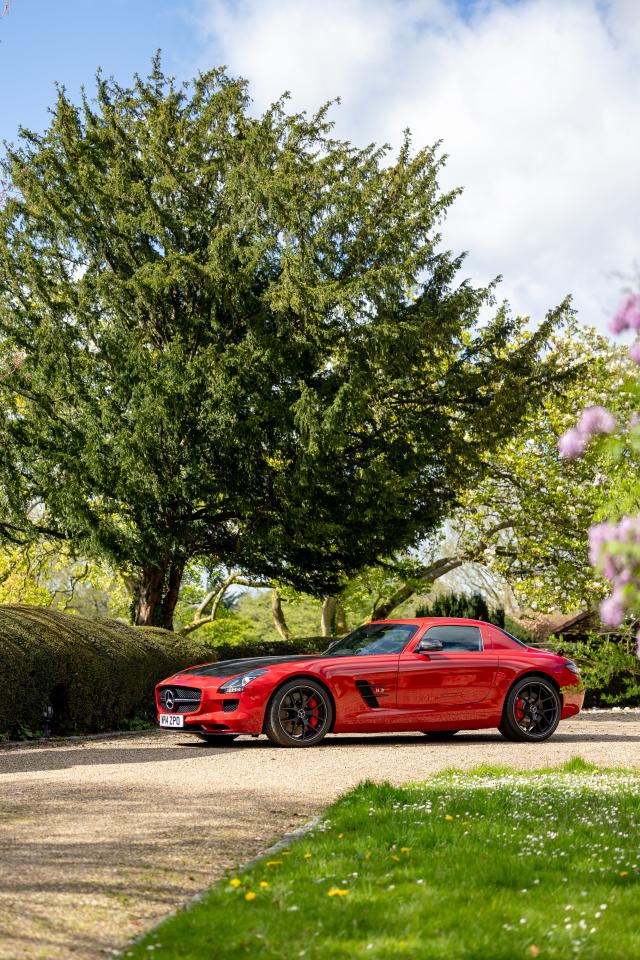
[369,617,496,628]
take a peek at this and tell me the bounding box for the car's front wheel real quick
[499,676,561,742]
[264,679,333,747]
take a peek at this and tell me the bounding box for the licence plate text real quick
[159,714,184,728]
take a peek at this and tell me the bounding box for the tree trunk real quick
[271,589,292,640]
[161,560,185,631]
[335,600,348,635]
[321,596,337,637]
[133,563,167,627]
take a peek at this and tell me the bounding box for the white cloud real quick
[195,0,640,331]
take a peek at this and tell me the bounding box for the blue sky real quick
[0,0,539,147]
[0,0,201,145]
[1,0,639,331]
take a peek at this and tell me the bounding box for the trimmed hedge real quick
[0,605,209,740]
[0,606,333,740]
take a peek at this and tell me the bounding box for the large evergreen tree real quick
[0,60,571,627]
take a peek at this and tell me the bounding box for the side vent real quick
[355,680,381,709]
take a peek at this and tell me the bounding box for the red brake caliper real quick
[515,698,525,721]
[308,697,319,727]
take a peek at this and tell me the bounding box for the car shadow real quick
[2,730,639,775]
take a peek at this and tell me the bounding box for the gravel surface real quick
[1,714,639,960]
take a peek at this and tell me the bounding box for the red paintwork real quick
[155,618,584,738]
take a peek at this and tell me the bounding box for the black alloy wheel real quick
[264,679,333,747]
[196,733,238,745]
[499,676,561,742]
[422,730,459,740]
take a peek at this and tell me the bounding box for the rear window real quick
[497,628,529,649]
[424,625,483,652]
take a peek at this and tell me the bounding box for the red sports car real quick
[155,618,584,747]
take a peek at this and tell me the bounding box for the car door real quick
[396,623,499,715]
[318,623,419,729]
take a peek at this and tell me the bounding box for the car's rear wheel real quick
[422,730,459,740]
[196,733,238,745]
[264,679,333,747]
[499,676,561,742]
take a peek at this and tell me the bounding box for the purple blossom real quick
[576,406,617,438]
[600,594,625,628]
[629,341,640,364]
[588,522,616,566]
[558,428,587,459]
[610,293,640,334]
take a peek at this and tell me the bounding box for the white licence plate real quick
[159,714,184,728]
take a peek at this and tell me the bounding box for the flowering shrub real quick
[559,293,640,654]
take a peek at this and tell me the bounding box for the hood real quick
[175,654,318,680]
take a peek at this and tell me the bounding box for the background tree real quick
[0,59,571,628]
[324,326,629,622]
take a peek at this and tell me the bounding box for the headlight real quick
[564,660,580,675]
[219,669,268,694]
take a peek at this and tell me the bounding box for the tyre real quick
[422,730,459,740]
[196,733,238,745]
[499,675,561,742]
[264,679,333,747]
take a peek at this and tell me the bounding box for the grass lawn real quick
[123,759,639,959]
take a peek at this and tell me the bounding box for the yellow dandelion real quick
[328,888,350,897]
[303,852,312,859]
[229,878,242,887]
[245,891,257,901]
[259,881,270,889]
[619,871,629,877]
[266,860,283,867]
[391,854,401,862]
[444,815,454,822]
[338,832,345,839]
[400,847,410,853]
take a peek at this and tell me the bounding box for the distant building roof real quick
[516,610,597,643]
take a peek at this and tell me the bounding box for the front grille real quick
[222,699,239,713]
[159,685,202,714]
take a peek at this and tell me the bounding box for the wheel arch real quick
[503,670,563,713]
[262,673,338,734]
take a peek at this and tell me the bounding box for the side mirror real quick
[416,637,443,654]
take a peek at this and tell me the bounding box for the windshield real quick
[323,623,418,657]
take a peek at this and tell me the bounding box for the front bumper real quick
[560,685,585,719]
[156,685,266,734]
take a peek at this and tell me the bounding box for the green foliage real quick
[0,540,132,618]
[0,605,207,739]
[458,326,634,613]
[415,591,505,626]
[191,604,261,646]
[555,633,640,706]
[0,59,572,627]
[128,768,640,960]
[237,590,324,640]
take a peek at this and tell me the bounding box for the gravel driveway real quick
[1,713,639,960]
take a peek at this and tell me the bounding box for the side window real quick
[424,625,483,652]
